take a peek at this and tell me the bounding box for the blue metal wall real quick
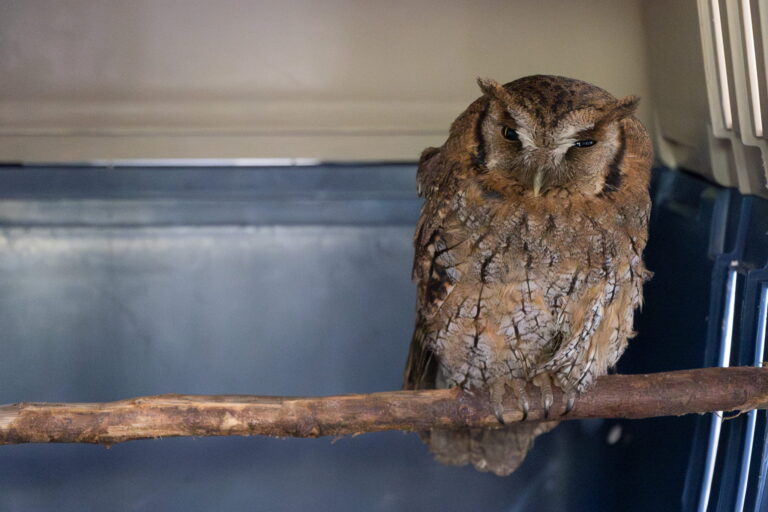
[0,164,763,511]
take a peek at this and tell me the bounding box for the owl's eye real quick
[501,126,519,141]
[573,140,596,148]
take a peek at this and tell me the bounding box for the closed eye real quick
[573,140,596,148]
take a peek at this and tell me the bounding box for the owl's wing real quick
[403,317,438,390]
[411,147,463,304]
[404,147,461,390]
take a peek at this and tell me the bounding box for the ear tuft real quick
[595,95,640,126]
[476,77,506,100]
[613,95,640,119]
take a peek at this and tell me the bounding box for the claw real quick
[489,379,507,425]
[562,391,576,417]
[533,373,554,420]
[509,379,529,422]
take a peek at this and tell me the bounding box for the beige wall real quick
[641,0,713,180]
[0,0,652,162]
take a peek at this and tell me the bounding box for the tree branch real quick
[1,367,766,445]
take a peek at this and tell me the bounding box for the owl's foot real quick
[487,378,529,425]
[531,372,579,418]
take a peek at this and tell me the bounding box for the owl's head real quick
[468,75,640,197]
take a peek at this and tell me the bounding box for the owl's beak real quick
[532,170,544,197]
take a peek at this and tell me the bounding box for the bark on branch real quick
[1,367,767,445]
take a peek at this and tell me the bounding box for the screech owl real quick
[403,75,652,476]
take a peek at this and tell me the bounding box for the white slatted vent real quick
[698,0,768,198]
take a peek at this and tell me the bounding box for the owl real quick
[403,75,652,476]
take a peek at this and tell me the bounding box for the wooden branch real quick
[1,367,767,445]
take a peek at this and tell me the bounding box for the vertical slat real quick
[725,0,767,196]
[735,284,768,511]
[698,0,740,189]
[750,0,768,141]
[698,268,739,512]
[742,0,762,137]
[713,0,735,129]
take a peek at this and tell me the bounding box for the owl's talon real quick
[562,392,576,416]
[489,379,507,425]
[509,379,530,422]
[493,404,507,424]
[532,373,555,419]
[520,404,529,422]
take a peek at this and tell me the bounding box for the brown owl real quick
[403,75,652,476]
